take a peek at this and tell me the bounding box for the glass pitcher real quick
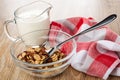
[4,0,52,45]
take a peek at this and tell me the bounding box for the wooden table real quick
[0,0,120,80]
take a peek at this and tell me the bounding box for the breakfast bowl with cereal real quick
[10,29,76,78]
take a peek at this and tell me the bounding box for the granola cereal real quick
[17,46,66,64]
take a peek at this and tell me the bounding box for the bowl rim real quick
[10,29,76,67]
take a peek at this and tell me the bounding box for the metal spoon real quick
[46,14,117,61]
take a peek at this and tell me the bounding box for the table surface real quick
[0,0,120,80]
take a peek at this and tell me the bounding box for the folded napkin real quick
[50,17,120,80]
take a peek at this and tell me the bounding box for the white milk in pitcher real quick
[16,11,50,45]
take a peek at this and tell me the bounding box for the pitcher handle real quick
[4,19,17,41]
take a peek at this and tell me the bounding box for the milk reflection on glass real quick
[4,1,52,46]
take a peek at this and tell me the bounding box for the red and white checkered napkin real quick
[50,17,120,79]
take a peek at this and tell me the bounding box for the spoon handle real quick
[48,14,117,56]
[57,14,117,47]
